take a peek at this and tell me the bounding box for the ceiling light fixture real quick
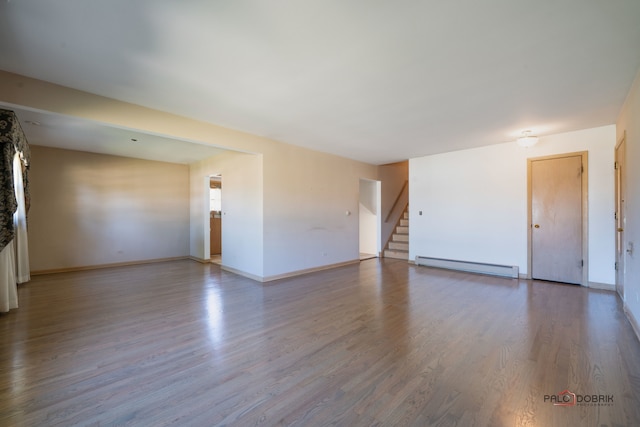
[517,130,538,148]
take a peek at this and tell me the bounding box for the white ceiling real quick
[1,0,640,165]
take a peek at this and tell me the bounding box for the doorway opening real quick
[359,179,381,260]
[209,175,222,265]
[527,152,588,285]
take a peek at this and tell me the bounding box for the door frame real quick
[527,151,589,285]
[615,132,626,298]
[358,178,382,257]
[203,174,223,261]
[209,175,222,257]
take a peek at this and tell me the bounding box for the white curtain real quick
[0,241,18,312]
[13,152,30,284]
[0,152,29,312]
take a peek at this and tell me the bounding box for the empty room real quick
[1,1,640,426]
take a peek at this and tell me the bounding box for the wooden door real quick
[615,137,626,298]
[530,155,583,284]
[210,213,222,255]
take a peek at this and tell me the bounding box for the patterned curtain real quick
[0,109,30,253]
[1,109,30,312]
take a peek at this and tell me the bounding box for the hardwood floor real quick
[1,259,639,426]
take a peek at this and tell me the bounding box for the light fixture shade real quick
[517,131,538,148]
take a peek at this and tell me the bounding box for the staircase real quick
[384,207,409,260]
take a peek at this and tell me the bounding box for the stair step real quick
[389,242,408,251]
[392,234,409,242]
[396,226,408,234]
[384,206,409,261]
[384,249,409,260]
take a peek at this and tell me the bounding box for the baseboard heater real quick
[415,256,519,279]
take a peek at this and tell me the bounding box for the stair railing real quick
[381,180,409,257]
[384,180,408,223]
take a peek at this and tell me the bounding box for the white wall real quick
[359,179,379,255]
[190,151,263,279]
[29,146,190,271]
[617,67,640,333]
[409,125,615,284]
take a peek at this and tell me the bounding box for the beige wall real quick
[262,143,377,278]
[191,143,377,281]
[29,146,190,271]
[189,151,264,278]
[191,144,379,281]
[1,71,378,280]
[617,68,640,335]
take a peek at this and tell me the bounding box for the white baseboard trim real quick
[32,256,190,275]
[624,303,640,343]
[261,259,360,282]
[219,260,360,283]
[219,265,264,282]
[188,257,363,283]
[587,281,615,291]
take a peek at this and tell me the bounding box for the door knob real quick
[618,228,624,232]
[534,224,540,228]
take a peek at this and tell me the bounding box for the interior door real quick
[210,213,222,255]
[615,137,626,298]
[531,155,583,284]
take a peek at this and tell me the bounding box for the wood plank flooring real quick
[1,259,639,426]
